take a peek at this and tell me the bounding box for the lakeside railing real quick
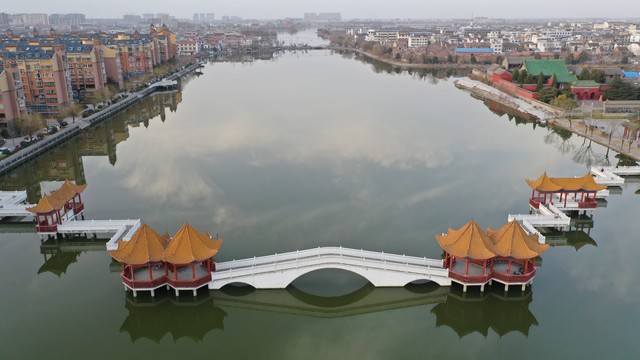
[166,273,212,289]
[447,270,493,284]
[122,275,167,289]
[492,268,536,283]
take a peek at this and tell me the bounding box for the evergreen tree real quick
[577,51,588,63]
[591,69,606,84]
[604,76,639,100]
[551,73,558,88]
[518,69,528,84]
[512,69,520,83]
[536,71,545,91]
[578,68,591,81]
[538,88,559,103]
[525,73,533,84]
[565,53,575,64]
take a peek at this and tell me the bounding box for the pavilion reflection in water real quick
[120,294,227,343]
[119,283,540,342]
[38,235,106,277]
[432,289,538,338]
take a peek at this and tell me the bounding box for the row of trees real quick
[565,51,589,65]
[512,69,557,91]
[576,68,606,83]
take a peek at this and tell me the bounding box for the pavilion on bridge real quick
[526,172,606,211]
[109,223,223,297]
[487,221,549,291]
[27,180,87,234]
[437,220,548,292]
[162,223,223,296]
[109,224,169,297]
[437,221,496,293]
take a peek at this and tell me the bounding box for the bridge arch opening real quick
[218,282,256,295]
[289,268,371,297]
[404,280,442,292]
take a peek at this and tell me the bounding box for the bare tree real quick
[61,103,82,123]
[573,138,597,167]
[600,119,625,145]
[17,112,44,137]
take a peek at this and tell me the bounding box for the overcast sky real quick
[4,0,640,20]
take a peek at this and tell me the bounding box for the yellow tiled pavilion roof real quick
[435,221,496,260]
[109,224,167,264]
[526,172,606,192]
[525,172,562,192]
[551,173,606,192]
[162,224,223,264]
[486,221,549,259]
[26,195,62,213]
[26,180,87,214]
[56,179,87,198]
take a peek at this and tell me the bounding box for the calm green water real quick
[1,35,639,359]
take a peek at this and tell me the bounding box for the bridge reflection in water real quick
[119,282,539,343]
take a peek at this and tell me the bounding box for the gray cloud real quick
[5,0,640,20]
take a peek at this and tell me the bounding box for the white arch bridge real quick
[208,247,451,290]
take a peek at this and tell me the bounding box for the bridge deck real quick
[55,219,141,250]
[0,204,35,218]
[210,246,449,290]
[508,203,571,243]
[0,191,33,218]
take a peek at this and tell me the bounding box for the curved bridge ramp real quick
[209,246,450,290]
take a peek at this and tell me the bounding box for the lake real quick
[0,30,638,359]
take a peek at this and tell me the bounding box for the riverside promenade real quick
[457,77,640,162]
[548,117,640,161]
[0,62,202,175]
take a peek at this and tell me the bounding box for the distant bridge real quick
[209,246,450,290]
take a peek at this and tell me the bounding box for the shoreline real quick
[456,77,640,161]
[0,62,203,176]
[331,46,484,70]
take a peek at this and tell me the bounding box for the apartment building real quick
[0,64,25,127]
[1,49,71,114]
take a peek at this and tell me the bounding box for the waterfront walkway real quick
[0,62,202,175]
[455,78,552,121]
[457,77,640,162]
[549,117,640,161]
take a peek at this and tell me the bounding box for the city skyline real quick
[3,0,640,21]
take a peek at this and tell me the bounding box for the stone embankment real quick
[454,78,552,122]
[456,77,640,161]
[0,62,203,175]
